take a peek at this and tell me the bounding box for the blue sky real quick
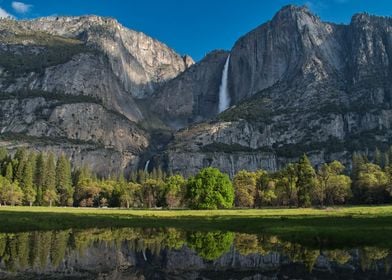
[0,0,391,61]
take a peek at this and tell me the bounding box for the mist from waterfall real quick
[218,55,231,113]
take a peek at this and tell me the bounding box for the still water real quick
[0,227,391,279]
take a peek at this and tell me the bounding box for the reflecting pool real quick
[0,228,391,279]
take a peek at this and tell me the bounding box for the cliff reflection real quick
[0,228,391,279]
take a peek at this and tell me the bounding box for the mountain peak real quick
[271,4,320,26]
[273,5,312,18]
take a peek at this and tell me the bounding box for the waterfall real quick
[144,160,150,172]
[218,55,231,113]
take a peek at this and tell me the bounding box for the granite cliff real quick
[1,5,392,176]
[0,15,192,174]
[163,6,392,176]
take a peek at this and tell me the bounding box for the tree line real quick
[1,147,392,209]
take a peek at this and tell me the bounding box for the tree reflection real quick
[0,228,390,276]
[324,249,351,265]
[360,247,390,271]
[187,231,235,260]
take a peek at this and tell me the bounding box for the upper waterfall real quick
[218,55,231,113]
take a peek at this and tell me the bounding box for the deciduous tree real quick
[233,170,256,208]
[187,167,234,209]
[165,174,186,208]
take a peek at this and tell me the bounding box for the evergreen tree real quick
[56,154,73,206]
[374,148,383,167]
[5,162,13,182]
[151,167,158,180]
[73,166,91,205]
[352,152,366,181]
[44,153,57,206]
[296,155,316,207]
[387,146,392,167]
[0,147,7,168]
[22,153,36,206]
[129,170,138,183]
[14,148,28,183]
[157,167,164,181]
[35,153,46,205]
[384,152,390,168]
[43,188,58,207]
[137,169,147,184]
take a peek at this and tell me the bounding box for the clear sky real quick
[0,0,392,61]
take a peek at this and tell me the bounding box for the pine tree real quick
[384,152,390,169]
[129,170,137,183]
[56,154,73,206]
[73,166,91,204]
[14,148,28,183]
[374,148,382,167]
[296,154,316,208]
[5,162,13,181]
[44,153,57,206]
[0,147,7,168]
[157,167,164,181]
[137,169,147,184]
[35,153,46,205]
[22,153,36,206]
[151,168,158,180]
[388,146,392,166]
[352,152,365,181]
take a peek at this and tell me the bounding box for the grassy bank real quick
[1,206,392,248]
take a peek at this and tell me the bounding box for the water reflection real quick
[0,228,391,279]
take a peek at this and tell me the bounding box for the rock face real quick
[164,6,392,175]
[0,98,147,174]
[0,15,191,173]
[229,5,347,103]
[1,5,392,176]
[15,16,193,98]
[166,121,278,177]
[149,50,229,128]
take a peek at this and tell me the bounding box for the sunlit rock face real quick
[0,15,192,174]
[15,15,193,98]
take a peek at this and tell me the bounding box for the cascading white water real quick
[144,160,150,172]
[218,55,231,113]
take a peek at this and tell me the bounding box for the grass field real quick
[1,206,392,248]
